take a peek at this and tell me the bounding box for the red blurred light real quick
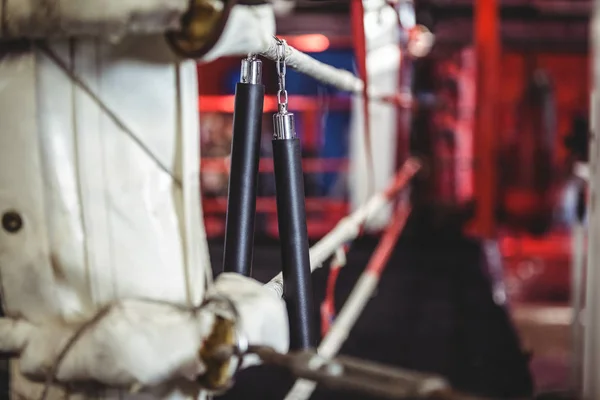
[282,34,330,53]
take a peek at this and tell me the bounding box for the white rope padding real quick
[259,37,364,94]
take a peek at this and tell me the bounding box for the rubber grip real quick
[272,138,316,350]
[222,82,265,276]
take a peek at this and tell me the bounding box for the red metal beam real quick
[199,95,352,113]
[201,157,348,173]
[473,0,501,238]
[202,197,348,215]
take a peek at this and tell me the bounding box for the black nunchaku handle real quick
[222,82,265,276]
[272,138,317,350]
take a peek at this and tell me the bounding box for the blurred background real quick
[198,1,591,397]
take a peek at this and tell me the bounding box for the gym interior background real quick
[199,1,590,398]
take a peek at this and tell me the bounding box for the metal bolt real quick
[2,211,22,233]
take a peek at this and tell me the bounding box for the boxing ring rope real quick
[264,157,421,297]
[284,197,413,400]
[253,28,430,96]
[256,38,428,98]
[259,37,364,94]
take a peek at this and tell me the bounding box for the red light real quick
[282,34,330,53]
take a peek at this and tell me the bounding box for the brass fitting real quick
[195,295,248,392]
[167,0,235,58]
[197,315,237,391]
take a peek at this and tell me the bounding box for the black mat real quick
[211,213,534,399]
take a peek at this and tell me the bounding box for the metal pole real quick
[583,3,600,397]
[222,56,264,276]
[473,0,500,238]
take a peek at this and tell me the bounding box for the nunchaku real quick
[222,38,316,350]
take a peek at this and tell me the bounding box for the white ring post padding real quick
[0,0,190,38]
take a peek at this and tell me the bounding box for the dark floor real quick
[212,214,535,400]
[512,304,571,393]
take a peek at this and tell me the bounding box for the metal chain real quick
[274,37,288,112]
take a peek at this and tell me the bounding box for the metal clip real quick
[241,53,262,84]
[273,37,296,140]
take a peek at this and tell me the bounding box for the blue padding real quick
[319,111,351,197]
[224,69,239,95]
[286,50,355,95]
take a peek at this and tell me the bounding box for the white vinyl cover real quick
[0,273,288,399]
[0,34,290,399]
[0,3,287,398]
[0,0,277,62]
[202,4,276,62]
[348,1,402,231]
[1,0,189,38]
[0,36,209,319]
[0,35,227,400]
